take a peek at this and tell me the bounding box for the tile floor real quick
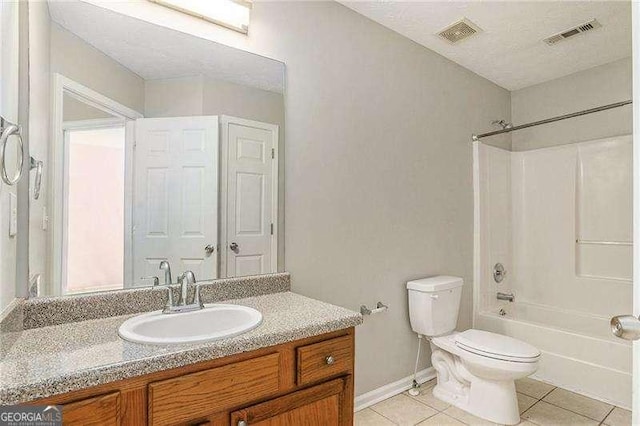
[355,378,631,426]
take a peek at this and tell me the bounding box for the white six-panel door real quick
[133,116,219,284]
[221,116,278,278]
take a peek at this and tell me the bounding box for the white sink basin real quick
[118,304,262,345]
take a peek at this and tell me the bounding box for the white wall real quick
[511,57,632,151]
[0,0,20,312]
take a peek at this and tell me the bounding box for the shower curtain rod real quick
[471,100,632,141]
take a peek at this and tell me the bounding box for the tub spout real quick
[497,292,515,302]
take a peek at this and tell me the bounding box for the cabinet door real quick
[62,391,121,425]
[230,378,348,426]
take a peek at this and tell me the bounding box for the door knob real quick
[204,244,215,255]
[230,242,239,253]
[611,315,640,340]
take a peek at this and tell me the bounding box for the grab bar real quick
[0,116,25,186]
[575,239,632,246]
[30,156,43,200]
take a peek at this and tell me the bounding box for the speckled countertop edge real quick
[0,292,362,405]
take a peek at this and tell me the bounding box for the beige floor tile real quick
[603,407,632,426]
[355,408,396,426]
[443,405,502,426]
[406,382,450,411]
[417,413,466,425]
[517,421,537,426]
[515,377,555,399]
[421,378,437,387]
[522,401,598,425]
[542,388,613,421]
[371,394,438,425]
[517,393,537,414]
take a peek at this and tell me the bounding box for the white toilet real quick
[407,276,540,425]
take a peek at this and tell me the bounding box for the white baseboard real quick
[354,367,436,412]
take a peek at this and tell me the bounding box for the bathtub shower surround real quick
[473,137,633,408]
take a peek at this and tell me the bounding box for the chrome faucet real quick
[497,292,515,302]
[156,270,203,314]
[159,261,172,285]
[152,267,204,314]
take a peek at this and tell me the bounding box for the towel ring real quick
[0,121,24,186]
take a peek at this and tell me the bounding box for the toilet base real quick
[431,348,521,425]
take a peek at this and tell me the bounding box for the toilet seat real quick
[455,329,540,363]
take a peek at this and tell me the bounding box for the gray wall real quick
[50,22,145,114]
[511,57,632,151]
[144,76,205,118]
[246,2,511,395]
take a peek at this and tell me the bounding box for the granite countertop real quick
[0,292,362,405]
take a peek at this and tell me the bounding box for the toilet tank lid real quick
[407,276,463,292]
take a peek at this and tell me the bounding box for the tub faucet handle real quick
[493,263,507,283]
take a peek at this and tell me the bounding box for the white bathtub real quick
[475,302,632,409]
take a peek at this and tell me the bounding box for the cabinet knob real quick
[325,355,335,365]
[238,421,248,426]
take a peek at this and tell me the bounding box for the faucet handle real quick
[193,284,205,309]
[141,276,160,287]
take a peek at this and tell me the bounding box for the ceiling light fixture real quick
[149,0,251,34]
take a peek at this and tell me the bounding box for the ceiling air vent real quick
[543,19,602,46]
[437,18,482,44]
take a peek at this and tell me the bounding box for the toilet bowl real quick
[407,276,540,425]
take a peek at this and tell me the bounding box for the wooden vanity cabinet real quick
[30,328,355,426]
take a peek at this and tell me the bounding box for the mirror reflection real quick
[30,1,285,297]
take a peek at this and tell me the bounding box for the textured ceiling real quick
[339,1,631,90]
[48,1,285,93]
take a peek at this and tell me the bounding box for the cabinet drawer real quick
[231,378,346,426]
[62,391,121,426]
[297,335,353,386]
[148,353,280,426]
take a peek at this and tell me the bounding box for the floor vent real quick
[543,19,602,45]
[437,18,482,44]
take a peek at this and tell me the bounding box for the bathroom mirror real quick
[28,1,285,297]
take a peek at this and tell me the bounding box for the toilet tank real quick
[407,276,463,337]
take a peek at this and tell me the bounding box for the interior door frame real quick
[50,74,143,295]
[219,115,279,278]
